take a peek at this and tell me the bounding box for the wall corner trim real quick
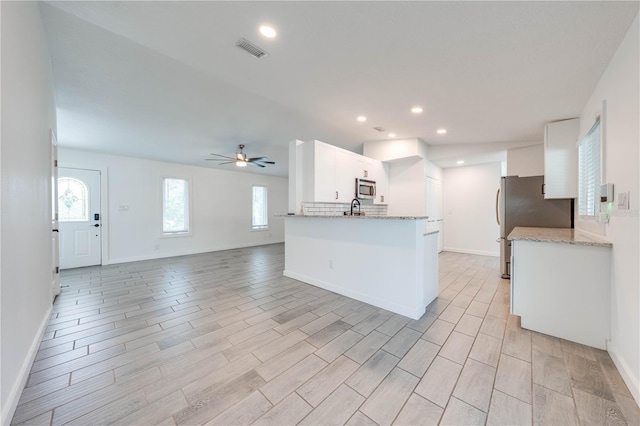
[608,341,640,406]
[1,303,53,425]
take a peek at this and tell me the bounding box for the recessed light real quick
[357,116,367,122]
[457,160,465,165]
[259,25,277,38]
[411,106,423,114]
[388,133,396,138]
[437,129,447,134]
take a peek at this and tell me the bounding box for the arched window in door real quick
[58,177,89,222]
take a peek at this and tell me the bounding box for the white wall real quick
[577,13,640,404]
[363,138,443,218]
[1,2,57,423]
[506,144,544,177]
[387,157,426,216]
[443,162,501,256]
[363,138,428,162]
[59,149,288,265]
[425,159,443,181]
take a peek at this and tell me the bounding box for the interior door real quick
[51,131,60,297]
[58,168,102,269]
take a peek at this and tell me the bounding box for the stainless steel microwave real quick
[356,178,376,200]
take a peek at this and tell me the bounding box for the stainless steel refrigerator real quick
[498,176,573,278]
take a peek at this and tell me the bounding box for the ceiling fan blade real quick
[215,161,236,165]
[209,153,236,160]
[248,162,266,167]
[256,161,275,164]
[248,157,268,162]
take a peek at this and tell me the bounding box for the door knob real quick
[93,224,100,227]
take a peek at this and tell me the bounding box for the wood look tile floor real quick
[12,244,640,425]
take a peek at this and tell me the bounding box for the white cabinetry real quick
[511,238,610,349]
[335,149,357,202]
[302,140,389,204]
[544,118,579,199]
[313,141,338,201]
[425,177,443,220]
[425,176,444,252]
[374,162,390,204]
[361,157,389,204]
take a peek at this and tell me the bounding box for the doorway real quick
[58,167,102,269]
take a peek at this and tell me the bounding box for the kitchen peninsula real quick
[282,214,439,320]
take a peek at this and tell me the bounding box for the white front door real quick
[58,168,102,269]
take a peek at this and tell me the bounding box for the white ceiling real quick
[40,1,639,176]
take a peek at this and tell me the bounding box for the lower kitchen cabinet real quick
[510,233,611,349]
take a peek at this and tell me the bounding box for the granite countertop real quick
[508,227,612,248]
[277,214,429,220]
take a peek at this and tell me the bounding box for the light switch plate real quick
[618,191,630,210]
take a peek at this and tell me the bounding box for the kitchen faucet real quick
[351,198,361,216]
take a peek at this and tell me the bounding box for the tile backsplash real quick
[302,202,388,216]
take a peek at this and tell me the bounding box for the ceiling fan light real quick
[236,160,247,167]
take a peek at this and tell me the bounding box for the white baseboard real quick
[102,240,284,266]
[1,304,53,426]
[283,270,426,320]
[443,247,500,257]
[608,341,640,406]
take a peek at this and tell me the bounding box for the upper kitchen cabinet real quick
[311,140,339,201]
[373,162,390,204]
[300,140,388,204]
[544,118,579,199]
[359,156,389,204]
[334,148,359,202]
[301,140,347,202]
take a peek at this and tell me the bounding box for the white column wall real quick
[387,157,426,217]
[1,2,57,423]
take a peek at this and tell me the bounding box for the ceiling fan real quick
[206,144,275,168]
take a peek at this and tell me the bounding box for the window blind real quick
[252,185,268,229]
[578,119,601,217]
[163,178,190,233]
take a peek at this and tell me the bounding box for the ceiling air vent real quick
[372,126,386,132]
[235,38,269,59]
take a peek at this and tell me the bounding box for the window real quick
[578,118,601,217]
[58,177,89,222]
[252,185,268,229]
[163,177,190,235]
